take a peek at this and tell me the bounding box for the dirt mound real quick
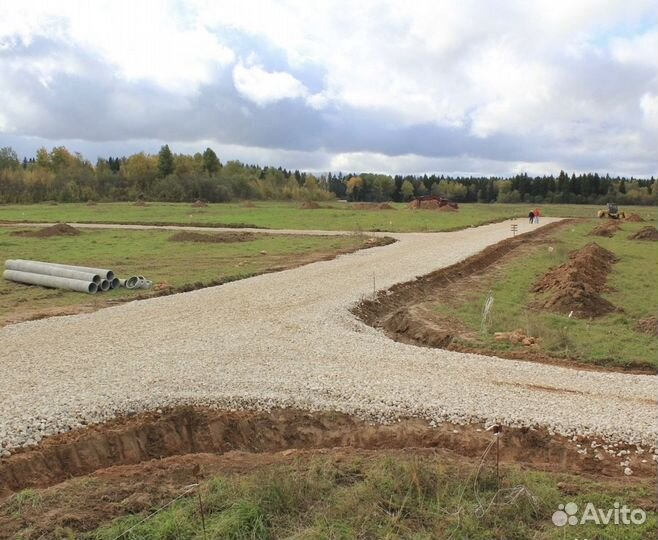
[408,200,459,211]
[300,200,320,209]
[133,200,148,207]
[532,243,618,318]
[191,199,208,208]
[354,221,569,343]
[352,202,395,210]
[589,220,620,237]
[11,223,81,238]
[242,200,257,208]
[636,316,658,336]
[86,200,97,206]
[494,329,537,347]
[625,213,644,222]
[168,231,256,243]
[409,199,439,209]
[628,226,658,241]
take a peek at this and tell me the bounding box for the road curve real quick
[0,218,655,454]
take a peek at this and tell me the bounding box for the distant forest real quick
[1,145,656,205]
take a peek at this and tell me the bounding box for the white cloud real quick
[328,150,567,176]
[0,0,235,93]
[467,43,552,137]
[232,62,308,106]
[640,93,658,130]
[0,0,656,174]
[610,30,658,67]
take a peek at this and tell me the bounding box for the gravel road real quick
[0,218,656,455]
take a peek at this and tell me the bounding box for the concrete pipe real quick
[109,277,120,289]
[3,270,98,294]
[4,259,101,284]
[98,279,110,292]
[41,262,114,281]
[120,276,140,289]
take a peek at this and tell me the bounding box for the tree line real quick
[0,145,331,204]
[330,172,657,205]
[0,145,656,205]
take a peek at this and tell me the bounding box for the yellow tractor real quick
[597,202,625,219]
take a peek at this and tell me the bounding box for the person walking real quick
[534,208,541,224]
[528,210,535,224]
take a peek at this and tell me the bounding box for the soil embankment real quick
[532,242,618,318]
[628,226,658,241]
[10,223,80,238]
[354,220,570,350]
[1,407,651,501]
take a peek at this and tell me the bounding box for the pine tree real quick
[202,148,221,174]
[158,145,174,177]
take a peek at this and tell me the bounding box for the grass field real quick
[440,219,658,369]
[2,202,656,232]
[0,226,380,325]
[78,455,655,540]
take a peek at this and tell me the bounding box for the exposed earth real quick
[1,218,656,537]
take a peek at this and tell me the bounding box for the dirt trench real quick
[353,220,571,350]
[1,406,651,502]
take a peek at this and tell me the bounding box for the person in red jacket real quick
[534,208,541,224]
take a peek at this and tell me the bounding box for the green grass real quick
[441,220,658,369]
[3,202,655,232]
[87,455,656,540]
[0,226,376,324]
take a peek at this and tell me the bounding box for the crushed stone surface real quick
[1,218,656,455]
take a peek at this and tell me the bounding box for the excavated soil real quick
[352,203,395,210]
[133,200,149,207]
[1,408,653,539]
[352,221,652,373]
[625,213,645,222]
[628,226,658,241]
[407,200,458,211]
[636,316,658,336]
[354,221,569,349]
[190,199,208,208]
[532,243,618,318]
[589,220,621,237]
[242,200,257,208]
[299,200,321,209]
[168,231,257,243]
[1,407,651,501]
[11,223,81,238]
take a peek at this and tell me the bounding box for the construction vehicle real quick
[597,202,625,219]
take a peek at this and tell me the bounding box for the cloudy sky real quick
[0,0,656,176]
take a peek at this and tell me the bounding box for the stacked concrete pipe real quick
[39,261,115,281]
[3,270,99,294]
[4,259,113,294]
[4,259,147,294]
[5,260,102,284]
